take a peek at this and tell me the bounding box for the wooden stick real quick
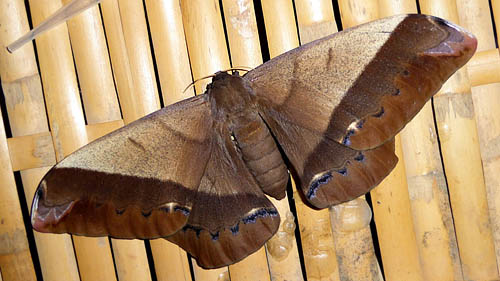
[456,0,500,276]
[379,1,462,280]
[371,137,425,281]
[293,1,341,280]
[0,1,80,279]
[420,1,499,279]
[295,0,338,44]
[221,1,271,279]
[144,0,194,105]
[181,0,230,94]
[334,2,383,280]
[27,1,119,281]
[0,103,37,281]
[100,0,160,124]
[6,0,100,52]
[62,1,153,280]
[468,49,500,87]
[143,0,198,280]
[260,1,305,280]
[180,0,230,279]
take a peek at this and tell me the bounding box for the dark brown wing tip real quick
[31,185,75,233]
[305,139,398,209]
[31,169,191,238]
[424,15,477,58]
[345,15,477,151]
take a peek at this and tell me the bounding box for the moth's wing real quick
[31,95,212,239]
[245,14,477,151]
[261,107,398,208]
[166,121,280,269]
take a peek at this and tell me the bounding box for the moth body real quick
[208,72,289,199]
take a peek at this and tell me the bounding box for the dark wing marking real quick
[31,95,212,238]
[166,121,280,269]
[246,14,476,150]
[260,107,398,208]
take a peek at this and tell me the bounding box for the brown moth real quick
[31,14,477,269]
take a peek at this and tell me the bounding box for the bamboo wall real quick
[0,0,499,280]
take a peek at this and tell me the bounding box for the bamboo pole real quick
[379,1,463,280]
[143,0,197,280]
[27,1,120,281]
[221,1,272,279]
[144,0,194,104]
[456,0,500,275]
[222,0,263,69]
[181,0,230,94]
[62,1,155,280]
[333,2,383,280]
[260,1,304,280]
[293,1,341,280]
[0,4,79,279]
[371,138,425,281]
[100,0,160,124]
[0,92,36,281]
[295,0,338,44]
[493,1,500,45]
[419,1,499,279]
[364,8,430,280]
[468,49,500,87]
[62,0,119,123]
[180,0,230,279]
[100,0,174,279]
[337,0,378,29]
[0,3,40,279]
[294,183,340,281]
[329,198,382,280]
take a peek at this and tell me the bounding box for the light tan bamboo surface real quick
[0,104,36,281]
[0,2,38,280]
[1,0,79,279]
[368,9,429,281]
[143,1,193,280]
[27,1,119,281]
[369,8,429,281]
[180,0,230,279]
[381,1,462,280]
[333,2,383,280]
[293,1,341,281]
[260,1,305,280]
[2,0,500,281]
[221,1,271,279]
[420,1,499,280]
[456,0,500,276]
[63,0,153,280]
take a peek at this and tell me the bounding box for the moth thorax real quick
[208,72,254,116]
[232,113,288,200]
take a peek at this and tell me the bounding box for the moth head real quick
[208,71,255,116]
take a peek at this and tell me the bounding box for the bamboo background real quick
[0,0,499,280]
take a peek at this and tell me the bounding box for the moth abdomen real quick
[232,113,288,200]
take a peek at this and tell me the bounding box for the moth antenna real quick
[221,67,252,76]
[7,0,101,53]
[183,74,217,94]
[182,67,251,94]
